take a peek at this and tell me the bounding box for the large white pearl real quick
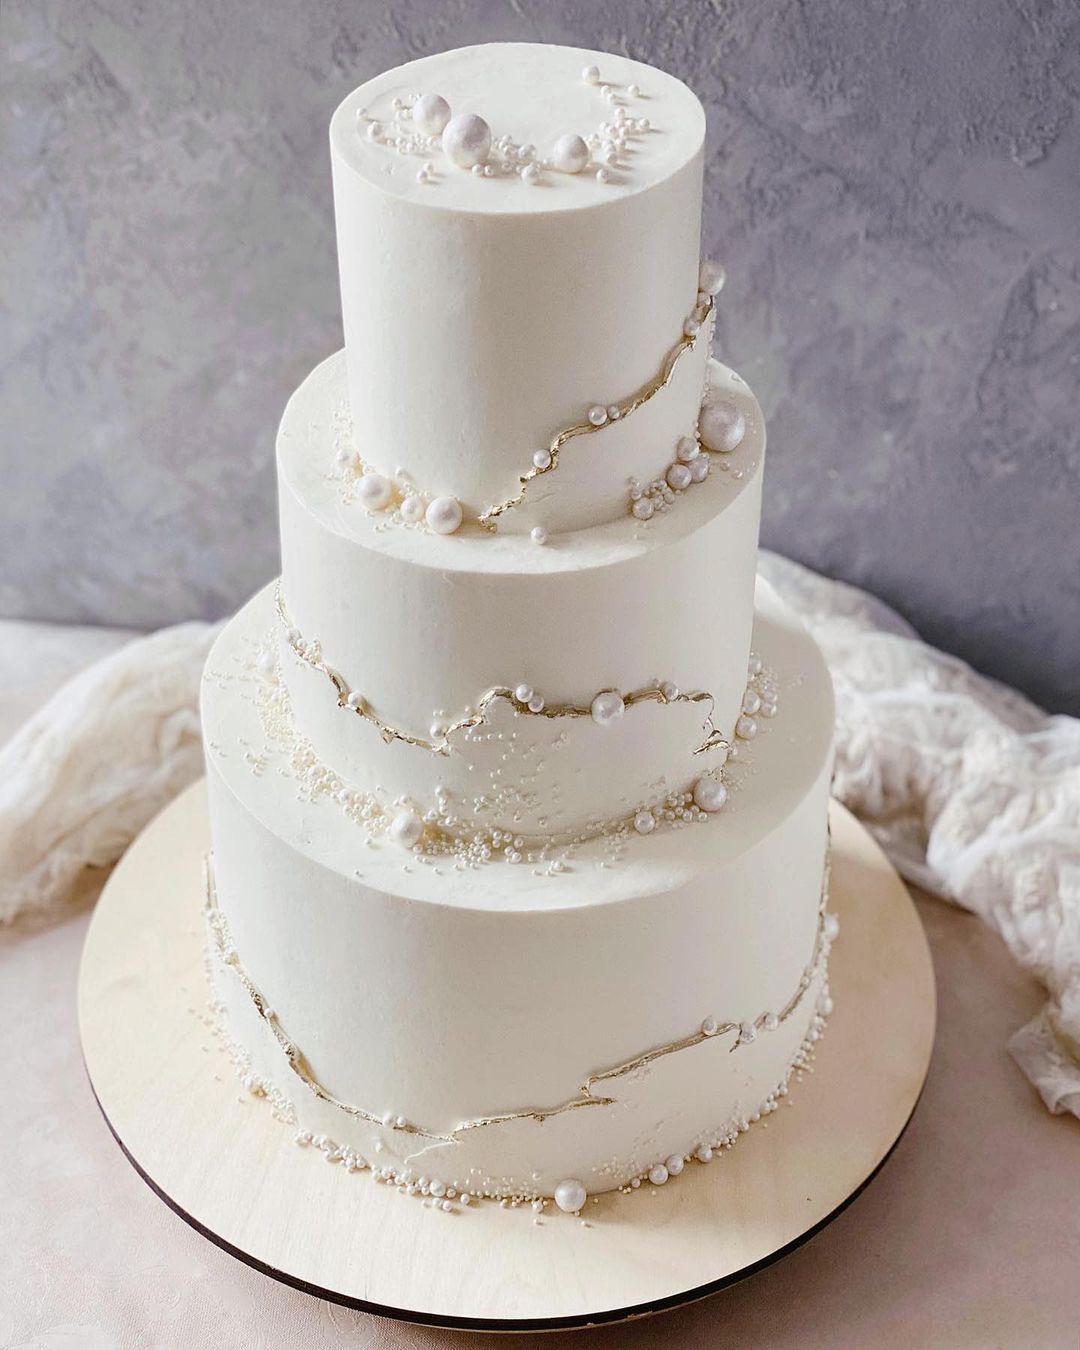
[389,809,423,848]
[552,133,590,174]
[554,1178,587,1213]
[699,259,727,295]
[699,402,746,454]
[591,689,625,727]
[399,493,425,524]
[413,93,451,136]
[693,777,728,812]
[442,113,491,169]
[425,496,463,534]
[356,473,393,510]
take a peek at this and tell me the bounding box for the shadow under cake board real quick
[78,782,935,1333]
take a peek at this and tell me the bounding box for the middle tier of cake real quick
[277,351,764,841]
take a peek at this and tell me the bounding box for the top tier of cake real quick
[330,44,709,535]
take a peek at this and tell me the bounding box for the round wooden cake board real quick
[79,780,935,1334]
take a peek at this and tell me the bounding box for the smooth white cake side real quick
[330,44,707,523]
[202,581,834,1198]
[276,351,763,838]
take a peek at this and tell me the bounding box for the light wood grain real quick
[77,781,935,1331]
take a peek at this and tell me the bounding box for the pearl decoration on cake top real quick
[551,132,590,174]
[442,113,492,169]
[700,401,747,454]
[425,495,463,534]
[355,472,394,511]
[582,64,600,85]
[530,525,549,546]
[413,92,451,136]
[590,689,625,726]
[553,1178,587,1213]
[634,810,656,835]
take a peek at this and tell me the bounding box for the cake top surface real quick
[330,43,705,215]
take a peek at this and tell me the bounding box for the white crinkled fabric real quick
[0,554,1077,1119]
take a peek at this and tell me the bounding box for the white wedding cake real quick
[201,42,836,1215]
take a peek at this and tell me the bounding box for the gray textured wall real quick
[3,0,1079,712]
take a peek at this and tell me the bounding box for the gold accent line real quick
[477,297,716,531]
[206,852,832,1139]
[274,583,727,758]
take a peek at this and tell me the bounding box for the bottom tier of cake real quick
[201,580,835,1204]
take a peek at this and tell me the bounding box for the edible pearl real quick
[389,809,423,848]
[666,1155,684,1176]
[595,167,611,184]
[628,83,641,98]
[521,162,540,184]
[400,493,425,524]
[588,405,608,426]
[742,690,762,715]
[346,690,366,710]
[632,497,654,521]
[442,113,492,169]
[355,473,393,510]
[533,448,552,470]
[634,810,656,835]
[591,690,625,727]
[582,65,600,85]
[366,122,382,143]
[660,680,679,700]
[824,913,840,941]
[735,715,758,740]
[696,1144,713,1163]
[413,92,451,136]
[689,454,710,483]
[666,462,692,491]
[648,1164,669,1186]
[554,1178,587,1213]
[530,525,549,546]
[693,777,728,812]
[699,259,727,295]
[551,132,590,174]
[514,684,533,704]
[676,436,699,463]
[527,693,545,713]
[702,1016,718,1035]
[699,401,747,454]
[425,496,463,534]
[684,316,701,337]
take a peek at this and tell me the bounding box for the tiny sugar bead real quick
[551,132,590,174]
[346,690,366,710]
[582,64,600,85]
[588,405,608,426]
[356,472,393,510]
[628,83,641,98]
[684,316,701,337]
[666,462,692,491]
[554,1178,587,1213]
[638,117,650,131]
[389,809,423,848]
[521,162,540,184]
[442,113,492,169]
[533,448,552,470]
[748,655,763,676]
[634,810,656,835]
[607,404,621,420]
[366,122,382,142]
[825,913,840,941]
[413,92,451,136]
[735,714,758,740]
[530,525,549,546]
[514,684,533,704]
[689,455,710,482]
[591,690,625,726]
[425,496,463,535]
[648,1164,669,1186]
[400,493,425,524]
[632,497,655,521]
[676,436,699,462]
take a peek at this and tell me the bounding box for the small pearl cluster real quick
[345,460,464,537]
[360,72,652,188]
[729,653,779,753]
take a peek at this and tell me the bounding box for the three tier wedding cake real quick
[201,42,836,1217]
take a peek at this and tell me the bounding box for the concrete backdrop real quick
[3,0,1078,712]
